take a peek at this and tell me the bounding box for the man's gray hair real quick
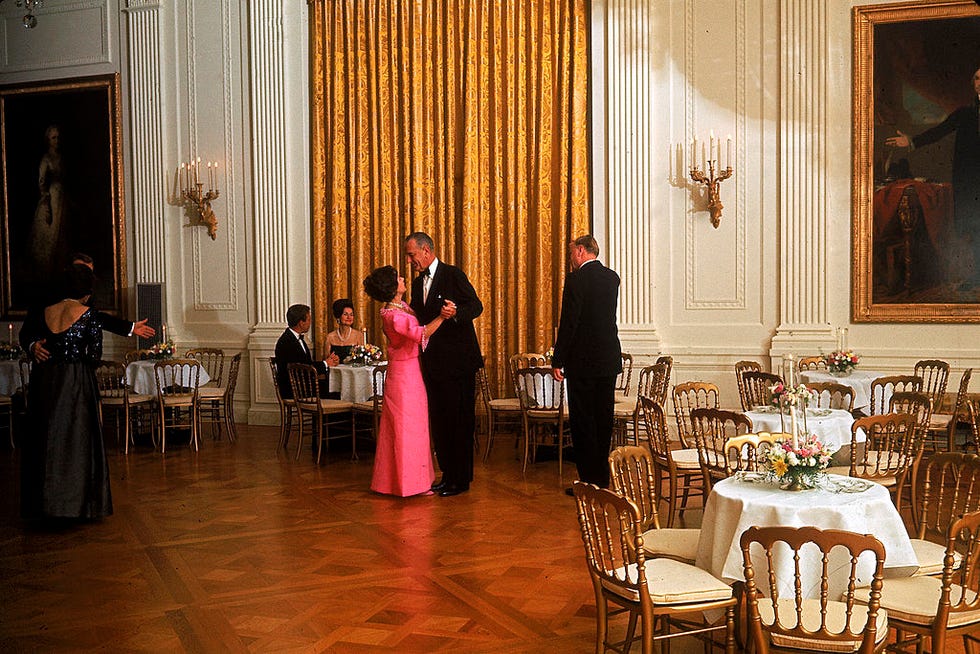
[405,232,435,251]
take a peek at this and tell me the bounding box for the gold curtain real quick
[309,0,591,393]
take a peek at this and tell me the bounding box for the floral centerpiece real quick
[145,341,175,360]
[769,382,815,410]
[344,343,383,366]
[544,346,555,365]
[0,343,23,360]
[763,433,836,491]
[823,349,859,376]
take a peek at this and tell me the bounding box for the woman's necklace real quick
[386,301,407,310]
[338,325,353,340]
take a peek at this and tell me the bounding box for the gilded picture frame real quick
[0,74,125,318]
[852,1,980,322]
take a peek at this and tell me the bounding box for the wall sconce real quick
[689,131,733,228]
[179,157,221,240]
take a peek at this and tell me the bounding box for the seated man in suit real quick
[274,303,340,400]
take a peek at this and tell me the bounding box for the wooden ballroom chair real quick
[925,367,972,452]
[735,360,763,411]
[826,413,919,514]
[196,352,241,442]
[572,482,737,654]
[913,358,950,416]
[186,347,225,387]
[856,509,980,654]
[807,381,855,412]
[508,352,547,377]
[95,359,155,454]
[741,370,785,410]
[124,348,154,365]
[689,407,753,495]
[0,388,12,448]
[613,361,669,447]
[288,362,354,464]
[740,525,888,653]
[608,444,700,564]
[797,355,827,371]
[640,397,702,528]
[653,355,673,401]
[352,363,386,450]
[868,374,921,416]
[615,352,634,399]
[672,380,721,449]
[908,452,980,577]
[514,366,572,482]
[888,390,933,514]
[153,358,202,453]
[723,433,778,473]
[270,358,299,455]
[477,366,523,462]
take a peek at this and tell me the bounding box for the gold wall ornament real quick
[179,157,221,240]
[689,132,733,228]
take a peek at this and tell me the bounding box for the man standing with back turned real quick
[405,232,484,497]
[551,235,622,495]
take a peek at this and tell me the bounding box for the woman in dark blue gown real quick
[21,264,111,520]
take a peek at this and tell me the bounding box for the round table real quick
[745,407,858,454]
[126,360,211,395]
[696,475,917,599]
[799,370,884,414]
[328,363,385,403]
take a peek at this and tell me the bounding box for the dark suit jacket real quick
[409,260,484,379]
[274,328,326,399]
[551,260,622,379]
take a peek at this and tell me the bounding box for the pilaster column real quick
[771,0,834,365]
[594,0,661,357]
[248,0,290,327]
[122,0,167,283]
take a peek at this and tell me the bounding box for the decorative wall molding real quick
[1,1,110,73]
[190,0,239,311]
[123,0,166,283]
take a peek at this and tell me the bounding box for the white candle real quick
[835,327,842,351]
[790,405,799,450]
[361,327,367,344]
[843,327,849,350]
[702,142,706,169]
[727,135,732,169]
[162,324,168,344]
[7,323,12,345]
[215,161,220,192]
[692,138,697,169]
[208,161,213,192]
[710,130,715,160]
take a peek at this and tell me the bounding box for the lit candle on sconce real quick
[727,135,732,169]
[689,130,735,228]
[178,155,221,240]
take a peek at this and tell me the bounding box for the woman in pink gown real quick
[363,266,446,496]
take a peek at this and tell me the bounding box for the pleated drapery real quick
[309,0,591,393]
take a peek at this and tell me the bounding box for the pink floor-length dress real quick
[370,306,435,496]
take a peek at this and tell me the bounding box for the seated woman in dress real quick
[21,263,111,521]
[325,298,361,362]
[362,266,447,496]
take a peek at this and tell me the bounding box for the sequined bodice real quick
[44,308,103,363]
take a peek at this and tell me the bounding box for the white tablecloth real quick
[126,360,211,395]
[696,475,917,599]
[744,408,858,453]
[0,360,24,396]
[328,363,384,403]
[799,370,884,414]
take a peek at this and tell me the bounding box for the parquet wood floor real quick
[0,426,968,653]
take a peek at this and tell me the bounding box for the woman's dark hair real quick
[62,263,95,300]
[332,298,354,320]
[363,266,398,302]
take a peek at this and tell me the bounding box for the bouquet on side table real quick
[145,341,175,360]
[0,343,23,360]
[764,433,836,491]
[824,349,859,376]
[344,343,383,366]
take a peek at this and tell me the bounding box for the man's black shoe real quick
[564,487,575,497]
[431,480,448,492]
[439,485,469,497]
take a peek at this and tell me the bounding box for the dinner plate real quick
[752,406,777,414]
[734,471,769,484]
[828,477,873,493]
[807,408,832,417]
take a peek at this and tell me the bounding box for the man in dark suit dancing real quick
[273,303,339,400]
[405,232,484,497]
[20,252,156,361]
[550,235,622,495]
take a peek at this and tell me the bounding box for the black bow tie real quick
[420,269,431,278]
